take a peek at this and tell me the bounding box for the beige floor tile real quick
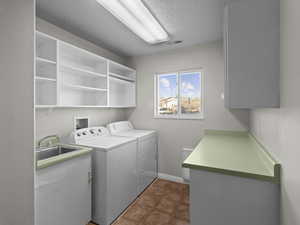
[88,179,190,225]
[123,203,150,222]
[156,197,177,214]
[174,204,190,222]
[136,193,161,209]
[144,210,172,225]
[113,217,138,225]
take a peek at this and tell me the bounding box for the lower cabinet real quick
[35,155,92,225]
[190,169,280,225]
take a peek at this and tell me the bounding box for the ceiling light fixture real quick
[96,0,169,44]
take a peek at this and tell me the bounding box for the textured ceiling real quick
[37,0,226,57]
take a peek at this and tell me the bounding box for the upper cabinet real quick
[224,0,280,108]
[35,31,136,108]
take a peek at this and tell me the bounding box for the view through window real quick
[156,71,203,119]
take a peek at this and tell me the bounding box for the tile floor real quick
[88,179,190,225]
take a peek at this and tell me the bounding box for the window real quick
[154,70,203,119]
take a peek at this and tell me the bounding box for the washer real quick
[68,127,138,225]
[107,121,158,194]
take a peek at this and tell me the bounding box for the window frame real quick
[154,69,204,120]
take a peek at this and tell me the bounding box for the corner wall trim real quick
[158,173,186,184]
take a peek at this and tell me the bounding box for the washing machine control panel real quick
[73,127,110,141]
[107,121,134,134]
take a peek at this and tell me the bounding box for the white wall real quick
[35,18,129,141]
[250,0,300,224]
[36,108,127,140]
[0,0,35,224]
[127,41,249,177]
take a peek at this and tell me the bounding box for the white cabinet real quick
[59,42,108,107]
[109,61,136,107]
[35,155,92,225]
[35,31,136,108]
[190,169,280,225]
[224,0,280,108]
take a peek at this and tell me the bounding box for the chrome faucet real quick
[38,135,60,148]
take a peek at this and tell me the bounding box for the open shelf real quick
[108,61,136,107]
[35,105,58,108]
[36,76,57,82]
[35,32,58,106]
[59,42,107,75]
[58,40,109,107]
[61,64,107,90]
[63,83,107,92]
[60,87,107,106]
[109,61,136,81]
[36,59,57,79]
[34,31,136,108]
[109,77,136,107]
[36,32,57,63]
[57,105,109,108]
[110,72,135,82]
[35,81,57,106]
[35,105,110,109]
[36,57,56,65]
[61,64,106,78]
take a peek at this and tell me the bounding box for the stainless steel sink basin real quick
[36,145,81,161]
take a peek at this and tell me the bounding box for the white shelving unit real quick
[35,31,136,108]
[59,42,107,75]
[59,42,108,107]
[35,32,58,106]
[108,61,136,107]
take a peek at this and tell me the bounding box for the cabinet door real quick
[35,155,92,225]
[225,0,279,108]
[138,135,158,193]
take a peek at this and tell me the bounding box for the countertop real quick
[182,130,280,183]
[36,144,93,170]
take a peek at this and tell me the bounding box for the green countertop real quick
[182,130,280,183]
[36,144,93,170]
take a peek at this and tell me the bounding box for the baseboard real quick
[158,173,186,184]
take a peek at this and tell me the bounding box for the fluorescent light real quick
[96,0,169,44]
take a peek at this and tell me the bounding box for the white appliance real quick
[69,127,138,225]
[107,121,158,194]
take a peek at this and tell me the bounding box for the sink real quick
[36,145,80,161]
